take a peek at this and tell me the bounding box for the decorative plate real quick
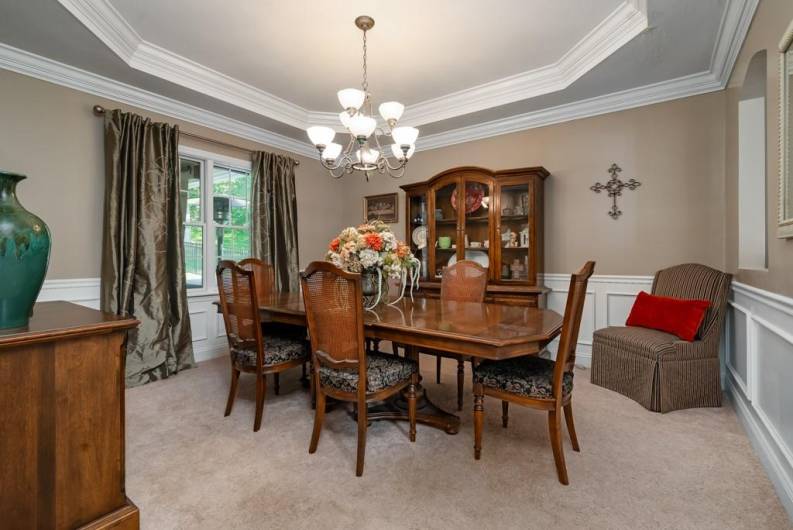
[451,184,485,214]
[411,225,427,249]
[448,250,489,268]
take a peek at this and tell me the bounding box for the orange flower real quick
[364,233,383,251]
[396,244,410,258]
[329,238,340,252]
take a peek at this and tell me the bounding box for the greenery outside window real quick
[179,146,252,293]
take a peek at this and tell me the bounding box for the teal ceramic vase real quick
[0,171,51,329]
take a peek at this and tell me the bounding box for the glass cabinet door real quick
[407,193,429,281]
[498,182,532,282]
[431,180,459,279]
[461,179,492,273]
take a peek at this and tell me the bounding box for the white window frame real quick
[178,145,253,297]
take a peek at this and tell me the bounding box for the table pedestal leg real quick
[366,344,461,435]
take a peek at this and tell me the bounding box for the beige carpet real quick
[126,355,791,530]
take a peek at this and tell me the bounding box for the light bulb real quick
[390,144,415,160]
[379,101,404,123]
[337,88,365,111]
[392,126,419,147]
[307,126,335,147]
[349,114,377,139]
[322,142,342,161]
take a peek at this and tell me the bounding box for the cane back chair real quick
[217,261,308,432]
[300,261,419,476]
[472,261,595,485]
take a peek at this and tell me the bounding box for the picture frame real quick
[363,193,399,223]
[778,18,793,238]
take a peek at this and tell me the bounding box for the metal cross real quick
[590,163,641,220]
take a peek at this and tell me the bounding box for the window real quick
[179,147,252,291]
[738,51,767,270]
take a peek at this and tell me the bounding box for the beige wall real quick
[339,92,727,276]
[0,69,343,279]
[725,0,793,297]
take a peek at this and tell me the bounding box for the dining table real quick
[216,293,563,434]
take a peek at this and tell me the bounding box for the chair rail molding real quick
[37,277,228,362]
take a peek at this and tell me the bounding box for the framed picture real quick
[363,193,399,223]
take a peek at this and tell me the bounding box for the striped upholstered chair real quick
[590,263,732,413]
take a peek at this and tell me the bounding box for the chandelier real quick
[306,16,418,180]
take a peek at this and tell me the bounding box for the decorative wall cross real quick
[590,163,641,219]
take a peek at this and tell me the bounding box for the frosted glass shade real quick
[307,126,335,147]
[337,88,365,110]
[338,111,352,129]
[390,144,415,160]
[356,147,379,165]
[379,101,404,122]
[392,126,419,146]
[321,142,342,161]
[349,114,377,138]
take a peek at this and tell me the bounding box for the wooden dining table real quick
[217,293,563,434]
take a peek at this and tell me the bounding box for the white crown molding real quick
[0,42,315,157]
[403,0,648,125]
[415,70,723,151]
[57,0,647,130]
[415,0,757,152]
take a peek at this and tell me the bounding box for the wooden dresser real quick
[0,302,140,529]
[401,166,549,306]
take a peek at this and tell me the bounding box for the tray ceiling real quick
[0,0,757,154]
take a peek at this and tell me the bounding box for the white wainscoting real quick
[37,278,228,362]
[725,282,793,519]
[542,273,654,366]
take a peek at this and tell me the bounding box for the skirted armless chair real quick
[591,263,732,413]
[430,260,488,410]
[239,258,308,393]
[217,261,309,432]
[472,261,594,485]
[301,261,419,477]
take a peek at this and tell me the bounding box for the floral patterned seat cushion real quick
[231,334,308,367]
[473,356,572,399]
[319,353,417,393]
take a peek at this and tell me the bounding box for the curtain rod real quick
[92,105,299,165]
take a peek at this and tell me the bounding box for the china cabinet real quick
[401,166,549,306]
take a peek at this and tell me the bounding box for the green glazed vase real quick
[0,171,51,329]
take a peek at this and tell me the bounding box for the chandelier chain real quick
[361,29,368,94]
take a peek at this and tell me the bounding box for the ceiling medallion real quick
[306,15,419,181]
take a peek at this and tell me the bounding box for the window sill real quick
[186,289,219,299]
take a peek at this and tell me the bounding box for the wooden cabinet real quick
[402,166,549,306]
[0,302,140,530]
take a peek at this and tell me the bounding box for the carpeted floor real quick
[126,355,791,530]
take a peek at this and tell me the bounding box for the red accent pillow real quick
[626,291,711,342]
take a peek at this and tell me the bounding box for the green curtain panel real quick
[100,109,195,387]
[250,151,300,292]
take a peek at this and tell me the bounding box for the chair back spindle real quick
[300,262,366,371]
[217,260,264,368]
[441,260,488,302]
[552,261,595,397]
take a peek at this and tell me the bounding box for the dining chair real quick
[472,261,595,485]
[430,260,488,410]
[300,261,419,477]
[217,260,309,432]
[238,257,308,394]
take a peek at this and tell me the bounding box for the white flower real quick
[359,248,382,269]
[381,232,397,252]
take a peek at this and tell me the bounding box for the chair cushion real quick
[231,335,308,367]
[319,353,416,393]
[473,356,572,399]
[592,326,677,361]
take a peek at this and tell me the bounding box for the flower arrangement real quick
[326,220,415,279]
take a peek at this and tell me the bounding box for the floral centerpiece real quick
[326,220,417,306]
